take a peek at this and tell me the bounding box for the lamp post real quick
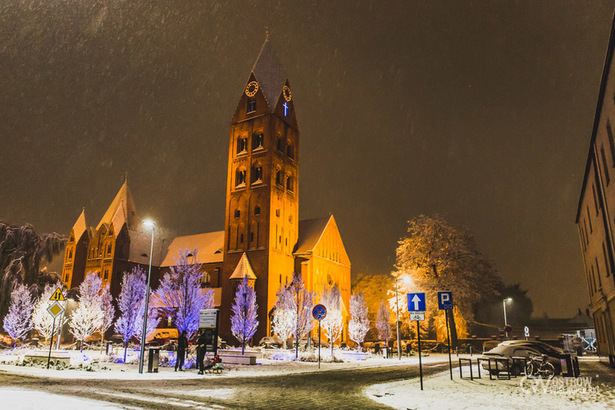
[502,297,512,338]
[395,278,401,360]
[138,219,155,374]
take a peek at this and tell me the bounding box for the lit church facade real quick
[61,38,351,344]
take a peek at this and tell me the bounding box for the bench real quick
[218,354,257,365]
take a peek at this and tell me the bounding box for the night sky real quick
[2,1,614,318]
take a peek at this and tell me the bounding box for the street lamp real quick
[503,297,512,338]
[138,219,155,374]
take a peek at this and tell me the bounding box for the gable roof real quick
[294,216,332,254]
[71,208,87,243]
[229,252,257,280]
[160,231,224,267]
[97,180,139,230]
[251,39,287,110]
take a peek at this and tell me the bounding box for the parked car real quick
[479,340,567,376]
[258,336,284,348]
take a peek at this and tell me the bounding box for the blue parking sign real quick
[438,291,453,310]
[407,292,426,312]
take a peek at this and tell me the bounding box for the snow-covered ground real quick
[366,358,615,409]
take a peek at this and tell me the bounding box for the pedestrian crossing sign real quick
[49,288,65,301]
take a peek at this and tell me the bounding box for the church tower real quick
[220,38,299,341]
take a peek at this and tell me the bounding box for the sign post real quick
[438,291,454,380]
[199,309,219,355]
[312,304,327,369]
[46,298,65,369]
[407,293,426,390]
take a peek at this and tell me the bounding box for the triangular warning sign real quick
[49,288,65,301]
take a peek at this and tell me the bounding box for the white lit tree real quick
[230,275,258,355]
[376,301,392,349]
[115,267,147,362]
[321,283,343,357]
[290,273,315,358]
[2,283,34,348]
[155,249,214,338]
[70,272,104,351]
[348,292,370,351]
[272,285,296,348]
[99,283,115,345]
[32,282,62,344]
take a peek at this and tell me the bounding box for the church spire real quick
[250,37,287,110]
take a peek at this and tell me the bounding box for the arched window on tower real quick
[276,137,283,152]
[247,98,256,113]
[254,206,261,216]
[237,137,248,154]
[253,133,264,150]
[286,175,294,192]
[252,165,263,184]
[286,142,294,159]
[235,168,246,187]
[276,170,283,187]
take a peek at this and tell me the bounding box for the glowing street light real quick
[138,219,155,374]
[503,297,512,338]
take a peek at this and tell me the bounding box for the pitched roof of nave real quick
[251,38,288,110]
[293,216,332,255]
[70,208,87,242]
[96,179,139,231]
[160,231,225,267]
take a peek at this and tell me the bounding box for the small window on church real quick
[252,165,263,184]
[250,232,254,242]
[276,170,283,186]
[276,137,283,152]
[240,233,244,243]
[276,209,280,217]
[103,270,109,280]
[255,206,261,216]
[235,169,246,187]
[68,249,73,260]
[237,138,248,154]
[253,133,264,150]
[234,209,241,219]
[107,244,112,255]
[287,143,294,159]
[286,176,294,192]
[247,98,256,113]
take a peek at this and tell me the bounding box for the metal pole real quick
[417,320,423,390]
[446,309,452,380]
[47,317,56,369]
[318,320,321,369]
[503,299,509,338]
[395,279,401,360]
[138,226,155,374]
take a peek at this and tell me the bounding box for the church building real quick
[61,38,351,344]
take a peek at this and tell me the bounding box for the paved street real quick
[0,361,449,409]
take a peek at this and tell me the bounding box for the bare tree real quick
[2,283,34,348]
[376,301,392,347]
[348,292,370,351]
[321,283,343,357]
[230,276,258,355]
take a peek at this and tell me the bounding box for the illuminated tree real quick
[2,283,34,348]
[230,275,258,355]
[321,283,343,357]
[134,299,160,344]
[155,249,214,338]
[115,267,146,362]
[99,284,115,341]
[289,273,315,358]
[395,214,502,340]
[31,282,62,344]
[376,301,392,345]
[70,272,104,351]
[0,222,65,320]
[348,292,370,350]
[272,285,295,348]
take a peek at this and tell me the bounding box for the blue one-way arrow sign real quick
[407,292,426,312]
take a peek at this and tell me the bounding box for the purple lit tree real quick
[31,282,62,344]
[290,273,315,358]
[2,283,34,348]
[155,249,214,338]
[348,292,370,351]
[230,275,258,355]
[376,301,392,349]
[70,272,104,351]
[99,283,115,351]
[114,267,146,362]
[272,285,295,348]
[321,283,343,357]
[134,298,160,344]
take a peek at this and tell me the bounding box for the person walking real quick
[196,330,207,375]
[175,331,188,372]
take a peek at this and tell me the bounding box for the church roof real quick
[251,38,288,110]
[229,252,257,280]
[160,231,224,267]
[71,208,87,242]
[294,216,332,255]
[96,180,139,231]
